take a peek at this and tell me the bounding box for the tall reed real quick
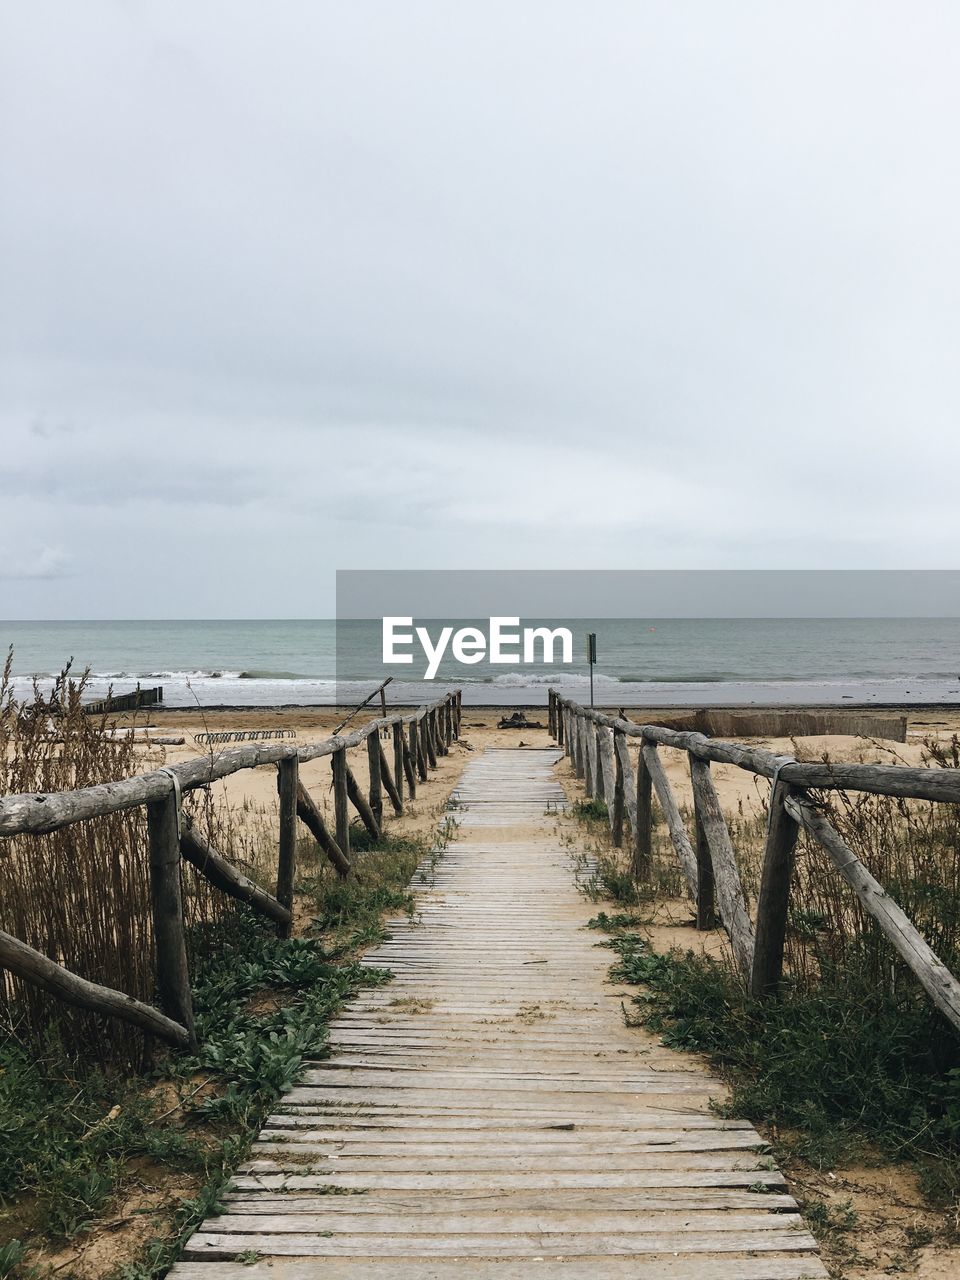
[0,651,225,1068]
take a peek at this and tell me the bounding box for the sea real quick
[2,618,960,709]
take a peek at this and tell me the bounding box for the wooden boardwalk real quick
[172,747,826,1280]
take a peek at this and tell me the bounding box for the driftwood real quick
[785,794,960,1032]
[181,818,291,929]
[296,781,351,878]
[0,928,190,1047]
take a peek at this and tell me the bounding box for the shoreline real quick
[130,700,960,715]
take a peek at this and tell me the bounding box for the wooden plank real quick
[183,1229,817,1258]
[171,1257,827,1279]
[170,745,821,1277]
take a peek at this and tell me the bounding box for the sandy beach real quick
[109,703,960,845]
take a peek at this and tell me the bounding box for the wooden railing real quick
[0,690,462,1050]
[548,690,960,1033]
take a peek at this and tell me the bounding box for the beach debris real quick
[497,711,544,730]
[193,728,298,745]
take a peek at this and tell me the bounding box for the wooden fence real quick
[0,690,462,1050]
[83,685,164,715]
[548,690,960,1033]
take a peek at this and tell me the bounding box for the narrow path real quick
[172,747,825,1279]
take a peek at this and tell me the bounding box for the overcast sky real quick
[2,2,959,618]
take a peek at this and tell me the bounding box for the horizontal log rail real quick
[549,690,960,1033]
[0,690,462,1046]
[0,694,462,837]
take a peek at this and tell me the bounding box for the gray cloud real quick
[2,2,959,617]
[0,545,71,580]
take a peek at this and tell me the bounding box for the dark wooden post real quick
[583,718,594,794]
[548,692,556,738]
[413,718,427,782]
[367,732,383,827]
[557,699,564,747]
[332,747,350,859]
[689,756,717,931]
[406,720,419,795]
[594,726,606,802]
[612,732,625,847]
[750,781,800,998]
[378,739,402,815]
[392,723,405,805]
[445,698,453,747]
[573,714,585,779]
[456,690,462,736]
[425,712,438,768]
[276,755,299,937]
[632,743,653,881]
[146,789,196,1046]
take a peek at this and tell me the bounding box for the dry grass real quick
[0,652,228,1068]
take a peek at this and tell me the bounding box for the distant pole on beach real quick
[587,632,597,707]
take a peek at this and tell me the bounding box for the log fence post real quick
[332,747,350,859]
[379,738,402,815]
[749,779,800,998]
[276,754,299,937]
[612,732,625,847]
[367,732,383,828]
[406,720,419,794]
[425,712,438,768]
[632,741,653,881]
[392,723,405,806]
[146,787,196,1047]
[690,757,717,931]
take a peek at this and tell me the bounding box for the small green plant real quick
[0,1240,28,1278]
